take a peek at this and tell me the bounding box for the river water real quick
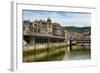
[46,48,91,61]
[63,49,91,60]
[23,46,91,62]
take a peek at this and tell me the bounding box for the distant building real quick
[64,30,68,42]
[81,32,91,40]
[67,31,81,40]
[68,32,91,49]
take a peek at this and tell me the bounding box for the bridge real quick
[69,38,91,50]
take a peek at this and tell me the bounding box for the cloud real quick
[23,10,91,27]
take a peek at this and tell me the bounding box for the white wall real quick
[0,0,100,73]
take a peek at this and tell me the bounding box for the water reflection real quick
[23,46,91,62]
[64,47,91,60]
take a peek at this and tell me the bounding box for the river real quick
[23,46,91,62]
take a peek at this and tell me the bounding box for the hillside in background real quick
[63,26,91,33]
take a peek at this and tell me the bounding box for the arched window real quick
[34,23,37,28]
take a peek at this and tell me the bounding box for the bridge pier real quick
[69,40,72,50]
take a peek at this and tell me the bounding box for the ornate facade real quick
[23,18,66,45]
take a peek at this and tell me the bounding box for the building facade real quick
[23,18,66,45]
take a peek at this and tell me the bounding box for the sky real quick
[23,10,91,27]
